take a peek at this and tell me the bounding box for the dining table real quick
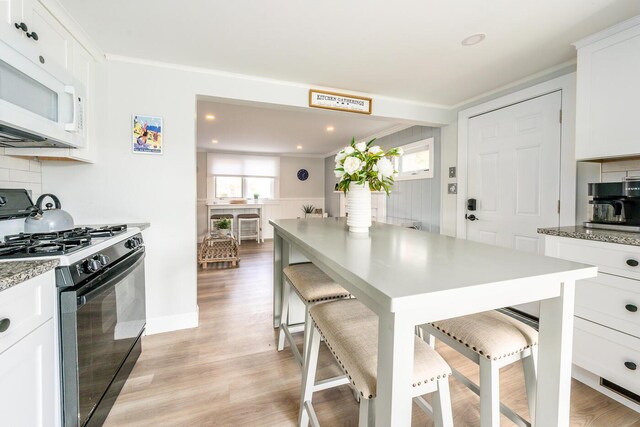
[270,217,597,426]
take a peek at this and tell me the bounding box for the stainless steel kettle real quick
[25,193,74,232]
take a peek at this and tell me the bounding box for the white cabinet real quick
[0,270,58,426]
[2,2,96,163]
[575,16,640,160]
[0,0,73,81]
[0,319,55,426]
[0,0,28,47]
[544,235,640,411]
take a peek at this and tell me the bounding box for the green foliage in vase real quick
[334,137,403,195]
[215,218,231,230]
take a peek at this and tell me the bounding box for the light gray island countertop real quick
[0,259,59,293]
[270,218,597,427]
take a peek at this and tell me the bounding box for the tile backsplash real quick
[601,158,640,182]
[0,149,42,200]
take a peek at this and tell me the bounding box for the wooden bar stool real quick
[277,263,350,367]
[420,311,538,427]
[300,299,454,427]
[210,213,234,236]
[237,213,260,245]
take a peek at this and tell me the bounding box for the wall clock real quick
[297,169,309,181]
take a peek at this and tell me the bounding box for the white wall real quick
[439,123,457,236]
[0,151,43,200]
[41,57,443,335]
[279,156,324,198]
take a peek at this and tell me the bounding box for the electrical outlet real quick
[449,167,456,178]
[447,183,457,194]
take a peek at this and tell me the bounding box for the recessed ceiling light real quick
[461,33,486,46]
[326,126,335,132]
[205,114,215,120]
[296,145,303,150]
[211,139,218,144]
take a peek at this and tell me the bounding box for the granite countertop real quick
[0,259,59,293]
[538,225,640,247]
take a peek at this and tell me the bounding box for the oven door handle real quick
[76,248,145,307]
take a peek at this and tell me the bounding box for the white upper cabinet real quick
[2,0,97,163]
[0,0,28,47]
[575,16,640,160]
[0,0,73,81]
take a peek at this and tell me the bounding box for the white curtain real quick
[207,153,280,177]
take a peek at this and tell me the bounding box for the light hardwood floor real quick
[104,241,640,426]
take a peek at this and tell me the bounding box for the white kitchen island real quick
[270,217,597,427]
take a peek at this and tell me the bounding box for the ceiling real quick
[195,101,401,155]
[59,0,640,106]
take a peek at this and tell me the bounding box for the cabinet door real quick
[0,0,27,46]
[576,22,640,160]
[0,319,56,426]
[22,0,72,77]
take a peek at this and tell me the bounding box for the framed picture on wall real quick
[132,115,163,155]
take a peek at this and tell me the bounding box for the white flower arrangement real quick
[334,137,403,194]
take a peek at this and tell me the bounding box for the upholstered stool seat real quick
[421,311,539,427]
[300,299,453,426]
[237,213,261,244]
[278,263,350,367]
[429,310,538,361]
[284,263,351,303]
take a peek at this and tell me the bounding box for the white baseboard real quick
[145,306,199,335]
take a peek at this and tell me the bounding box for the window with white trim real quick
[208,153,279,199]
[394,137,434,180]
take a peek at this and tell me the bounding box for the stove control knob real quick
[84,259,101,274]
[96,254,109,266]
[125,239,137,249]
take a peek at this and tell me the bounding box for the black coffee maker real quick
[585,177,640,232]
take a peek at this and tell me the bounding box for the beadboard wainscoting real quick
[197,198,325,240]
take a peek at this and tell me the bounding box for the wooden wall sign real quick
[309,89,372,114]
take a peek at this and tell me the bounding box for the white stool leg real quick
[479,357,500,427]
[432,378,454,427]
[523,347,538,424]
[299,325,321,427]
[277,281,291,351]
[358,397,375,427]
[302,304,313,364]
[255,219,259,243]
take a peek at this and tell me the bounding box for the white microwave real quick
[0,40,85,148]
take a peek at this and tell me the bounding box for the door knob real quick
[624,361,637,371]
[625,304,638,313]
[26,31,38,41]
[14,22,28,32]
[465,214,478,221]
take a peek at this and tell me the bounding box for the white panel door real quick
[466,91,562,255]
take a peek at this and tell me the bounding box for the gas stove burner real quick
[90,224,128,238]
[0,225,127,258]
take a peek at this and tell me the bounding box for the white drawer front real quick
[0,271,55,354]
[555,238,640,280]
[576,273,640,338]
[574,317,640,394]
